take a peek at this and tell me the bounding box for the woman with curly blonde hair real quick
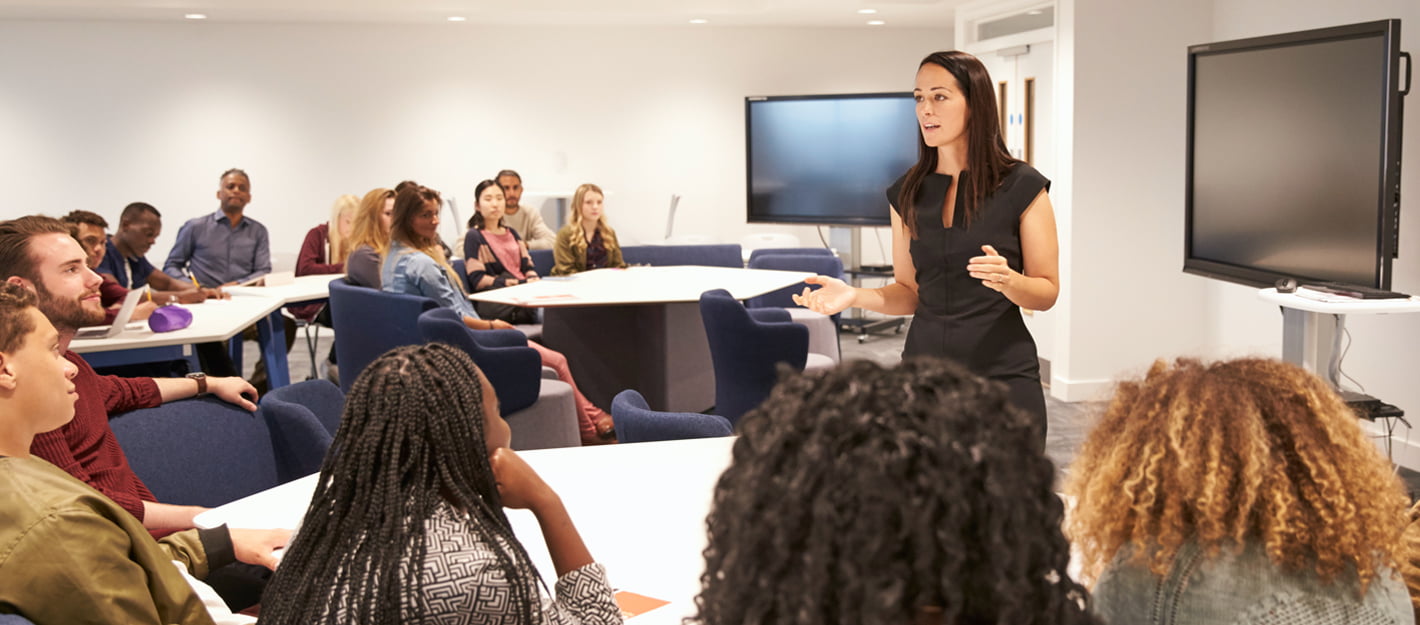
[1067,357,1413,624]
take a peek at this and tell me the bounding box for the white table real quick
[471,266,811,412]
[70,275,340,389]
[196,436,736,624]
[1257,288,1420,383]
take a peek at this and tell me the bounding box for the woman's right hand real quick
[489,319,516,330]
[490,447,558,512]
[792,275,856,315]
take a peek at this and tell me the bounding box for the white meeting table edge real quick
[68,296,284,354]
[468,265,813,307]
[196,436,737,624]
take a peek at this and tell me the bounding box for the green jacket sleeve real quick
[552,227,583,276]
[0,506,215,625]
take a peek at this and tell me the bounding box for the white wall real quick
[0,21,947,264]
[1051,0,1215,400]
[1059,0,1420,460]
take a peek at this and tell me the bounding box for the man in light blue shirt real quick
[163,169,270,287]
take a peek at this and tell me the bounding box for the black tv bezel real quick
[744,91,915,227]
[1183,19,1404,290]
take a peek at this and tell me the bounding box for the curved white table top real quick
[469,266,812,307]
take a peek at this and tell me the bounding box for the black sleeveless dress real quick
[887,163,1050,434]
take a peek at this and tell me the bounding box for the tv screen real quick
[746,93,917,227]
[1184,19,1403,290]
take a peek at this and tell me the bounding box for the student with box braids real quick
[258,343,620,624]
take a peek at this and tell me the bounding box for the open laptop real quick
[74,287,146,340]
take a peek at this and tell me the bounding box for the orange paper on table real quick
[615,590,671,618]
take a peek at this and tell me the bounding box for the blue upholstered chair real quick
[328,278,437,392]
[746,246,837,264]
[699,288,834,425]
[262,378,345,437]
[258,396,334,479]
[0,615,36,625]
[529,249,555,276]
[110,396,327,507]
[610,389,733,443]
[747,252,847,362]
[418,308,581,450]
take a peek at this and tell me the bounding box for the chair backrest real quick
[452,258,473,293]
[111,397,283,508]
[611,389,733,443]
[622,244,744,268]
[328,278,438,392]
[746,253,847,310]
[417,308,542,413]
[699,288,809,425]
[258,397,335,479]
[0,615,36,625]
[529,249,555,276]
[746,246,837,264]
[262,379,345,437]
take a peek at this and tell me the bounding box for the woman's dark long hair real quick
[694,358,1097,625]
[898,50,1020,237]
[258,344,541,624]
[467,178,504,230]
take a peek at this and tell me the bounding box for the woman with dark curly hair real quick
[1068,357,1413,624]
[694,358,1096,625]
[257,343,621,624]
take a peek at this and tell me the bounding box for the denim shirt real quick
[1093,540,1414,625]
[380,241,480,319]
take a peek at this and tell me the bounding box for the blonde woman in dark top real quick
[552,183,627,276]
[343,188,395,288]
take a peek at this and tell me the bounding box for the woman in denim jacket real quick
[1067,358,1414,625]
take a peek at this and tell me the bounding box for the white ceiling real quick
[0,0,964,27]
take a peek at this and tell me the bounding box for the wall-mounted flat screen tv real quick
[1184,19,1406,290]
[746,93,917,227]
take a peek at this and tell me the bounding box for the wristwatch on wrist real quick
[186,372,208,396]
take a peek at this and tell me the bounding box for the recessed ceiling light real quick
[858,9,877,14]
[1026,9,1043,15]
[184,13,207,20]
[447,16,467,22]
[689,18,708,24]
[867,20,885,25]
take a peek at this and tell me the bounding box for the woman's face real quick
[379,197,395,233]
[478,185,506,224]
[411,199,440,240]
[336,209,355,239]
[578,191,604,225]
[914,63,970,149]
[480,372,511,452]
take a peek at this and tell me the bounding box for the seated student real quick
[292,193,357,319]
[0,282,289,624]
[0,215,258,532]
[344,188,395,289]
[382,185,615,444]
[61,210,157,324]
[258,343,620,624]
[98,202,224,300]
[462,178,540,324]
[1068,358,1414,624]
[694,358,1098,625]
[497,169,557,250]
[552,183,627,276]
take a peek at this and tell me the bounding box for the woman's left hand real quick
[967,245,1015,292]
[524,275,540,283]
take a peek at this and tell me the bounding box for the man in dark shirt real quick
[100,201,223,299]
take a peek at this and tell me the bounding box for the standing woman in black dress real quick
[795,50,1059,438]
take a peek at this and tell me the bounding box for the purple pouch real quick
[148,305,193,333]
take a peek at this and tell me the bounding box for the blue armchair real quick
[746,246,837,264]
[328,278,437,392]
[747,252,846,362]
[700,288,822,425]
[110,396,327,507]
[418,308,581,450]
[262,378,345,437]
[611,389,733,443]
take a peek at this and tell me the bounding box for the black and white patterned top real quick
[411,502,624,625]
